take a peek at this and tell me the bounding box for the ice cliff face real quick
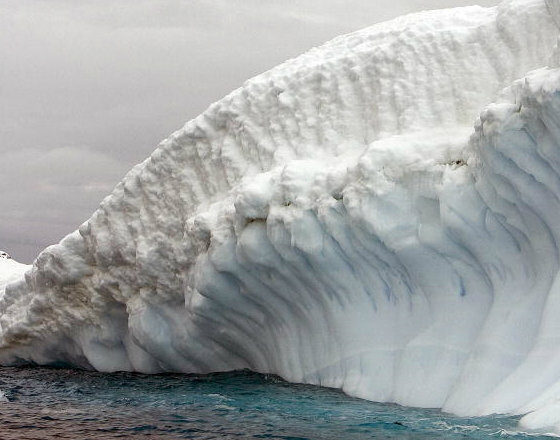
[3,0,560,433]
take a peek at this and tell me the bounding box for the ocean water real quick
[0,367,553,440]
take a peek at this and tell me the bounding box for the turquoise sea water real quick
[0,367,553,439]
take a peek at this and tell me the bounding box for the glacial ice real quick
[3,0,560,433]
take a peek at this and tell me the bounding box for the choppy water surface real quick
[0,367,553,439]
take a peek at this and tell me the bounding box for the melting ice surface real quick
[3,0,560,435]
[0,367,555,439]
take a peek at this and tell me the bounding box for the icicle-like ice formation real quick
[3,0,560,433]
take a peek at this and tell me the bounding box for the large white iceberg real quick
[3,0,560,433]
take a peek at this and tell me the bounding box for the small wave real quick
[205,393,232,401]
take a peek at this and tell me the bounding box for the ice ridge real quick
[3,0,560,433]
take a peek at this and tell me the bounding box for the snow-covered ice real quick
[0,256,28,296]
[2,0,560,433]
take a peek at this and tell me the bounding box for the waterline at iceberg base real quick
[2,0,560,434]
[0,367,552,439]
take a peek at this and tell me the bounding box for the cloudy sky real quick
[1,0,499,263]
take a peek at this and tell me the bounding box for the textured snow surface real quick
[3,0,560,433]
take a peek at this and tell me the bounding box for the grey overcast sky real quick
[1,0,499,263]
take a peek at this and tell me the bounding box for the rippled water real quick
[0,367,553,439]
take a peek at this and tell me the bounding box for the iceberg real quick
[3,0,560,433]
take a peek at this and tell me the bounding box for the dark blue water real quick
[0,367,552,439]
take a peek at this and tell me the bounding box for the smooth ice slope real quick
[2,0,560,433]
